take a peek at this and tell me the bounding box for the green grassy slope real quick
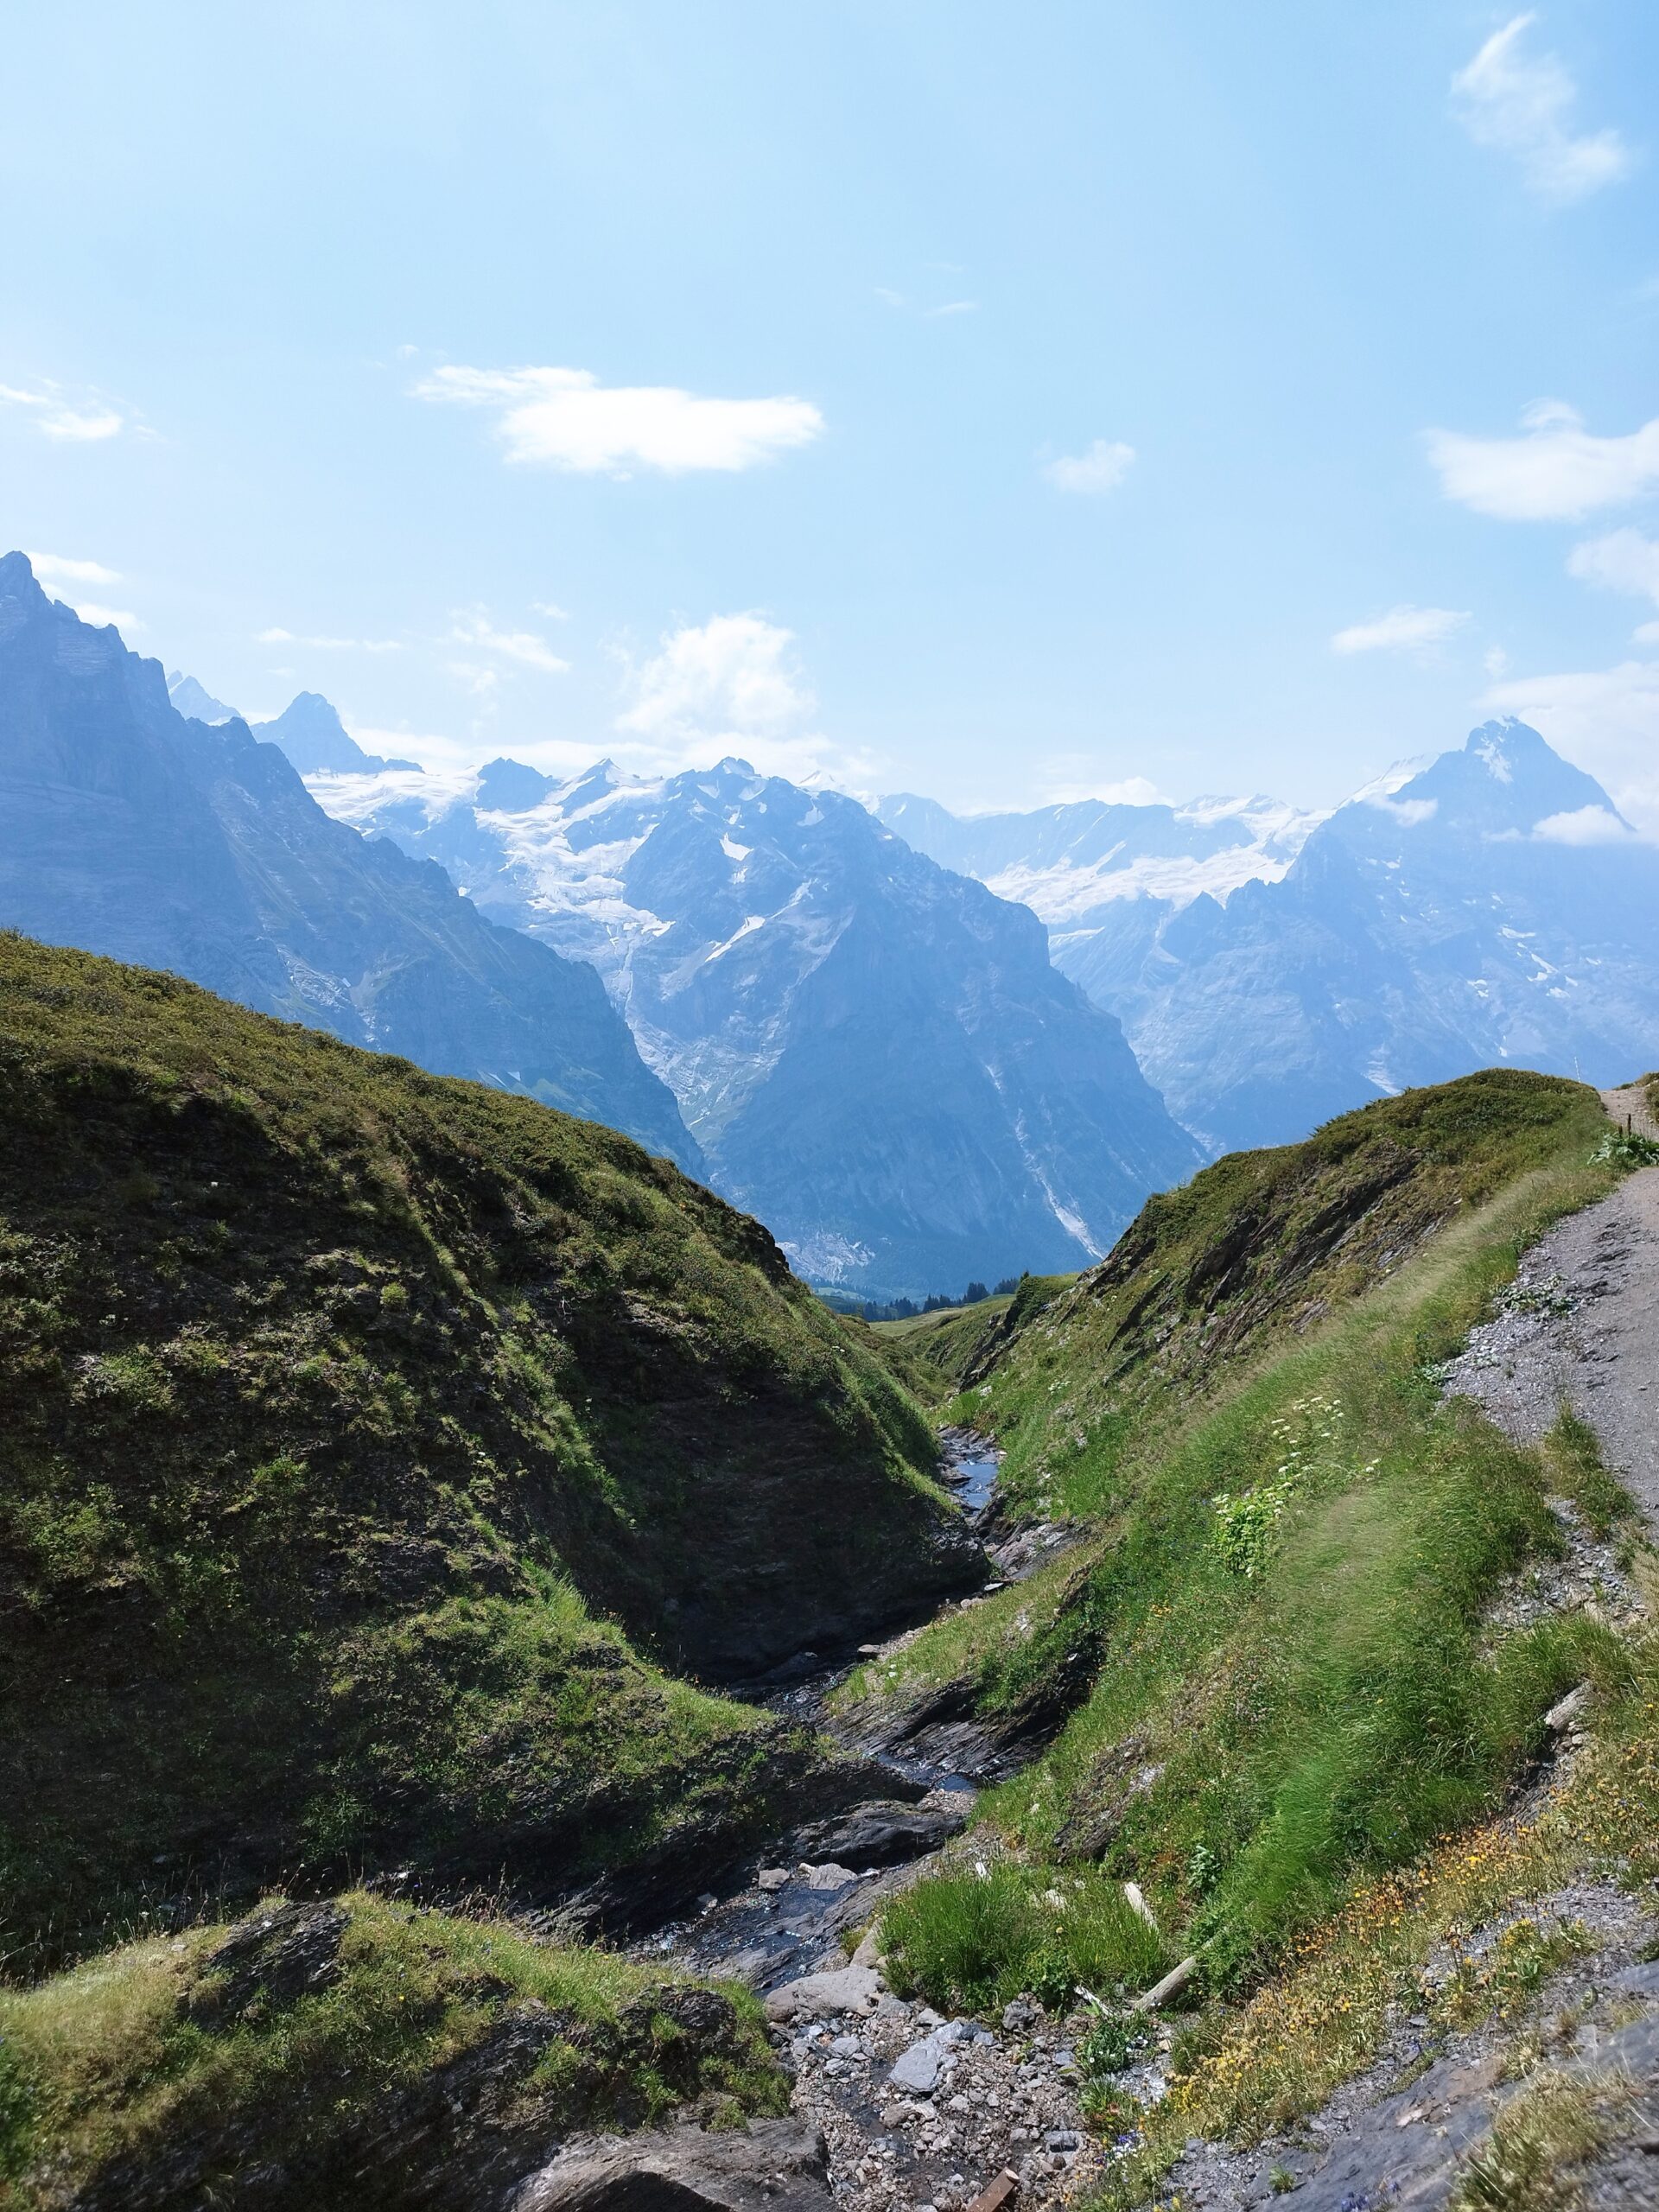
[841,1071,1639,1999]
[0,933,973,1971]
[0,1890,785,2209]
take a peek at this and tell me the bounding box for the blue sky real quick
[3,3,1657,820]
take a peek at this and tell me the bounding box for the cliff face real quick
[0,934,978,1963]
[0,555,696,1170]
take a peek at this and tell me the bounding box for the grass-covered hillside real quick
[842,1275,1074,1408]
[0,1890,785,2209]
[0,932,975,1972]
[839,1071,1638,2007]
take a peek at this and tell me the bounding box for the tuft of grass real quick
[1450,2069,1621,2210]
[880,1862,1167,2017]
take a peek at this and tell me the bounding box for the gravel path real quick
[1440,1084,1659,1532]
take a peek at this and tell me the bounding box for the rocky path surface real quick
[1440,1084,1659,1527]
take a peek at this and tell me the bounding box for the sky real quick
[3,3,1658,823]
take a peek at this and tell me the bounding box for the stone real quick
[1044,2129,1080,2152]
[786,1800,970,1872]
[891,2033,953,2094]
[850,1922,885,1969]
[798,1861,860,1891]
[1001,1999,1036,2032]
[756,1867,790,1891]
[763,1966,881,2023]
[512,2116,833,2209]
[830,2035,864,2057]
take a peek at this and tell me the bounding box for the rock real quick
[1131,1955,1198,2012]
[763,1966,881,2023]
[830,2035,864,2057]
[1044,2130,1080,2152]
[1122,1880,1158,1930]
[850,1923,884,1969]
[186,1899,347,2020]
[798,1861,860,1891]
[785,1800,970,1871]
[891,2031,957,2093]
[510,2117,834,2209]
[1001,1999,1036,2032]
[756,1868,791,1891]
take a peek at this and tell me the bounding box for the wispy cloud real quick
[1041,439,1135,495]
[1427,401,1659,521]
[257,626,403,652]
[875,286,979,318]
[1452,12,1634,203]
[449,610,569,673]
[414,365,823,477]
[26,550,139,631]
[1,381,126,442]
[1331,604,1471,655]
[1567,527,1659,618]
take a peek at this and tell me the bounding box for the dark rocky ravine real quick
[605,1433,1122,2212]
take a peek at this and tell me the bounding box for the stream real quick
[621,1433,1115,2210]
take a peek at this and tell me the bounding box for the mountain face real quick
[315,755,1204,1298]
[165,669,238,723]
[1115,721,1659,1148]
[252,688,422,774]
[0,556,695,1166]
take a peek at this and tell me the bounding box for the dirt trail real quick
[1440,1083,1659,1532]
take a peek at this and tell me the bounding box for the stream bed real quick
[621,1433,1124,2210]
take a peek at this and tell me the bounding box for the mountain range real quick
[314,753,1203,1295]
[887,723,1659,1150]
[0,555,693,1166]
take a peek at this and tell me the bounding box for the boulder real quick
[510,2118,832,2209]
[763,1965,882,2023]
[784,1799,969,1871]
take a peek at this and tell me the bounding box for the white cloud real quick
[1427,401,1659,521]
[1484,645,1511,677]
[925,299,978,318]
[257,626,402,652]
[614,613,877,785]
[1567,526,1659,612]
[1042,439,1135,495]
[1531,803,1637,844]
[414,364,823,476]
[1481,658,1659,834]
[0,382,125,442]
[24,551,139,631]
[531,600,570,621]
[449,610,569,673]
[1367,795,1440,827]
[1332,604,1471,655]
[1452,13,1633,203]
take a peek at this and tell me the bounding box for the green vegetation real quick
[0,1889,784,2207]
[841,1073,1640,2010]
[0,934,963,1973]
[880,1860,1167,2015]
[849,1274,1074,1407]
